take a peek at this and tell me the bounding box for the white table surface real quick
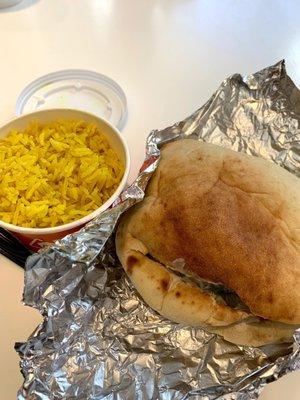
[0,0,300,398]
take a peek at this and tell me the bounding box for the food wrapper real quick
[16,60,300,399]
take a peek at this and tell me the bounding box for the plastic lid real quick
[0,0,22,8]
[16,70,127,130]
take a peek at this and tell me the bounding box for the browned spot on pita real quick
[160,278,170,292]
[268,293,274,304]
[175,291,181,298]
[126,255,139,275]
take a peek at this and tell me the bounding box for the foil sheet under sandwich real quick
[16,60,300,400]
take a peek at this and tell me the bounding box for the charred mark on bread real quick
[268,293,274,304]
[160,278,170,292]
[126,255,139,275]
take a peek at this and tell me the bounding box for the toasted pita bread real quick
[116,229,248,326]
[116,139,300,345]
[116,218,297,346]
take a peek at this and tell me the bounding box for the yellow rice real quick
[0,120,124,228]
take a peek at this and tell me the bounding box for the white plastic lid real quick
[16,70,127,130]
[0,0,22,8]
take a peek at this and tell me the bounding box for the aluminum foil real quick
[16,60,300,400]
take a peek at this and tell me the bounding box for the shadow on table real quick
[0,0,41,13]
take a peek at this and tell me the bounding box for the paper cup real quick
[0,109,130,252]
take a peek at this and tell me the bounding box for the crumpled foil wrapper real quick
[16,60,300,400]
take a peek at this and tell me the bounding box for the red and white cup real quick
[0,109,130,252]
